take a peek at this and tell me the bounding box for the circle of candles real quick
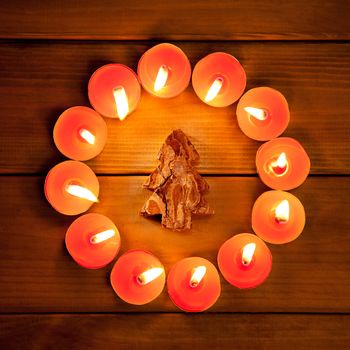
[44,160,99,215]
[217,233,272,289]
[256,137,311,190]
[53,106,108,161]
[88,64,141,120]
[65,213,120,269]
[236,87,290,141]
[110,250,165,305]
[138,43,191,98]
[192,52,246,107]
[252,190,305,244]
[167,257,221,312]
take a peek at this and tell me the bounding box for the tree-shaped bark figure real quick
[140,129,214,230]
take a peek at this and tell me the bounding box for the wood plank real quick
[0,176,349,313]
[1,1,349,40]
[1,314,349,350]
[0,41,349,174]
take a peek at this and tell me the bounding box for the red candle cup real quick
[192,52,246,107]
[88,64,141,120]
[236,87,290,141]
[252,190,305,244]
[65,213,120,269]
[138,43,191,98]
[110,250,165,305]
[44,160,99,215]
[256,137,311,190]
[218,233,272,289]
[53,106,107,161]
[167,257,221,312]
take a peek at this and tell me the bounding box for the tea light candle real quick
[192,52,246,107]
[44,160,99,215]
[252,190,305,244]
[53,106,107,161]
[217,233,272,289]
[236,87,290,141]
[138,43,191,98]
[256,137,311,190]
[88,64,141,120]
[167,257,221,312]
[65,213,120,269]
[110,250,165,305]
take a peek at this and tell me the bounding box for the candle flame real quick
[154,65,169,92]
[78,128,95,145]
[113,86,129,121]
[204,77,224,103]
[137,267,164,285]
[189,265,207,288]
[275,152,287,168]
[65,184,99,202]
[274,199,290,223]
[244,107,268,121]
[270,152,288,176]
[90,229,116,244]
[242,243,256,266]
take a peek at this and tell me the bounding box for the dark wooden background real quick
[0,1,349,349]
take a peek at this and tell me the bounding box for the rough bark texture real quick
[140,130,214,230]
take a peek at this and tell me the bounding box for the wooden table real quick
[1,1,349,349]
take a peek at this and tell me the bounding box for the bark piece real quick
[141,130,214,231]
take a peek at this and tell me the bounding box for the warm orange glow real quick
[90,229,116,244]
[274,199,290,223]
[244,107,268,121]
[65,184,99,202]
[189,265,207,287]
[154,65,169,92]
[241,243,256,266]
[204,77,224,102]
[78,128,95,145]
[113,86,129,121]
[137,267,164,285]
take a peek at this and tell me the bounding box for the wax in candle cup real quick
[88,64,141,120]
[217,233,272,289]
[44,160,99,215]
[256,137,311,190]
[53,106,107,161]
[167,257,221,312]
[252,190,305,244]
[192,52,246,107]
[65,213,120,269]
[236,87,290,141]
[110,250,165,305]
[138,43,191,98]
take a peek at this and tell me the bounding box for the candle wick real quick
[154,65,169,92]
[190,280,199,288]
[241,243,256,266]
[189,266,207,288]
[65,183,99,203]
[137,267,164,286]
[274,199,290,224]
[113,86,129,121]
[244,107,269,121]
[78,128,96,145]
[205,76,224,102]
[90,229,116,244]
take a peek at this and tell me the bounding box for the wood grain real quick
[1,314,349,350]
[0,0,349,40]
[1,176,349,313]
[0,41,349,174]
